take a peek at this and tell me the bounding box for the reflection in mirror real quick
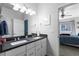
[0,3,27,38]
[13,19,24,36]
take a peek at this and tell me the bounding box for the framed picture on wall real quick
[60,21,73,33]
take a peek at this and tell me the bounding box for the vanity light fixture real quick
[29,11,36,16]
[10,3,21,11]
[19,6,26,13]
[25,9,29,14]
[10,3,36,16]
[13,6,19,11]
[27,8,32,14]
[25,8,32,14]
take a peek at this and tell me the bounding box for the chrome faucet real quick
[17,37,20,40]
[14,38,17,41]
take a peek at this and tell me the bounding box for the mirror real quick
[13,19,24,36]
[0,3,27,37]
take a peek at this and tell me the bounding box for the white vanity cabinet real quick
[5,45,26,56]
[0,37,47,56]
[26,42,36,56]
[41,38,47,56]
[35,44,41,56]
[35,38,47,56]
[26,38,47,56]
[26,41,42,56]
[26,48,36,56]
[0,53,5,56]
[35,40,42,56]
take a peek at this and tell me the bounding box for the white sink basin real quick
[10,40,27,46]
[33,37,41,40]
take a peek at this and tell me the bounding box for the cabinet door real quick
[16,52,26,56]
[6,46,25,56]
[26,42,35,50]
[0,53,5,56]
[26,48,35,56]
[36,45,41,56]
[41,38,47,56]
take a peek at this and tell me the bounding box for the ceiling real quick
[59,3,79,20]
[0,3,72,17]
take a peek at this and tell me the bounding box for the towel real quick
[0,21,8,35]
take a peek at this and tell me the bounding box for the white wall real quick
[28,3,66,56]
[27,3,39,35]
[37,4,59,56]
[13,19,24,36]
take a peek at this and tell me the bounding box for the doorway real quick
[58,3,79,56]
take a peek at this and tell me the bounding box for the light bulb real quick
[26,11,29,14]
[13,6,19,11]
[25,8,32,14]
[19,6,26,13]
[29,11,36,16]
[32,11,36,15]
[25,9,29,14]
[13,4,21,11]
[27,8,32,13]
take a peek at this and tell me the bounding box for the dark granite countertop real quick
[0,35,47,53]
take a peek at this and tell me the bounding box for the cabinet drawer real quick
[26,42,35,49]
[26,48,35,56]
[6,46,25,56]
